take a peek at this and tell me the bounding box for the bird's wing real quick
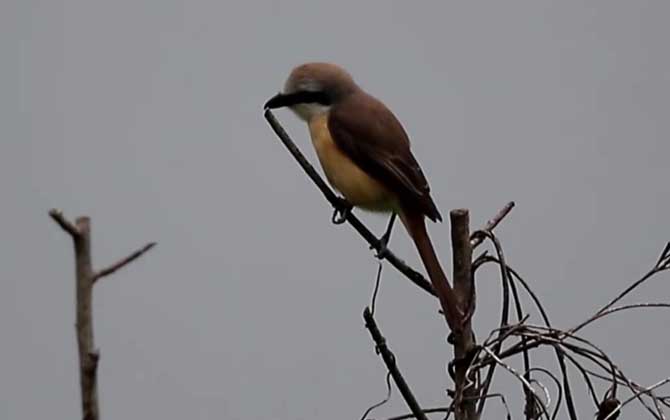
[327,92,442,222]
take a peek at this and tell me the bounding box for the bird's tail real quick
[401,211,460,327]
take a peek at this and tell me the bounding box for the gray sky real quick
[4,1,670,419]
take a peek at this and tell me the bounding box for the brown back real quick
[328,91,442,222]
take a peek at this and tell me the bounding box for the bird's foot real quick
[331,198,353,225]
[371,213,396,259]
[373,232,391,259]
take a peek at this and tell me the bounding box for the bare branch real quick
[598,397,622,420]
[94,242,157,282]
[451,209,474,317]
[363,308,429,420]
[465,394,512,420]
[605,378,670,420]
[480,346,551,420]
[572,303,670,332]
[265,107,669,420]
[51,213,99,420]
[470,201,515,250]
[527,367,564,420]
[49,208,80,237]
[560,350,600,407]
[554,347,579,420]
[360,372,393,420]
[474,231,512,418]
[655,242,670,270]
[50,210,156,420]
[571,241,670,335]
[449,209,478,420]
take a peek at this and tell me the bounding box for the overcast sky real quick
[4,1,670,419]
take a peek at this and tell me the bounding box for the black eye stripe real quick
[288,90,331,106]
[264,90,332,109]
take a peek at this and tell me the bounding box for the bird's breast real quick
[308,114,397,212]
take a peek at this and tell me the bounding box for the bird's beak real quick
[264,92,291,109]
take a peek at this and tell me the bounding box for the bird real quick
[265,62,459,323]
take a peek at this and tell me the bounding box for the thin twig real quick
[363,308,429,420]
[597,397,621,420]
[360,372,393,420]
[475,231,511,417]
[572,303,670,332]
[527,367,563,420]
[370,262,384,317]
[466,394,512,420]
[649,389,666,420]
[560,350,600,407]
[554,347,579,420]
[470,201,515,250]
[605,378,670,420]
[574,242,670,335]
[655,242,670,270]
[49,209,80,237]
[503,264,536,420]
[94,242,157,282]
[480,346,551,420]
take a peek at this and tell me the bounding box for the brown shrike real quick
[265,63,455,318]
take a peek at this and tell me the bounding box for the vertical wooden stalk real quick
[51,209,155,420]
[450,209,478,420]
[73,217,100,420]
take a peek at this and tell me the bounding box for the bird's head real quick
[265,62,358,121]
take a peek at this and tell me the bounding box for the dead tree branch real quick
[571,241,670,335]
[470,201,515,250]
[480,346,551,420]
[263,110,669,420]
[364,308,429,420]
[49,209,155,420]
[94,242,157,282]
[50,209,80,236]
[467,237,670,419]
[449,209,478,420]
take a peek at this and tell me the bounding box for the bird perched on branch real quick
[265,62,460,325]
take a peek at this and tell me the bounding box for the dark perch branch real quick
[265,110,434,295]
[363,308,428,420]
[449,209,478,420]
[49,209,155,420]
[264,110,515,298]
